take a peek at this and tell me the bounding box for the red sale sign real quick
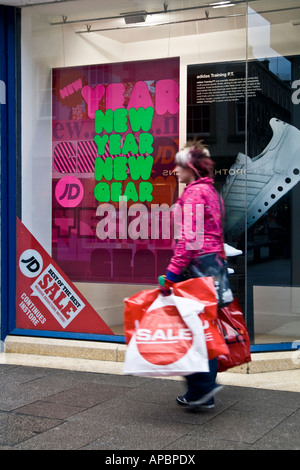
[16,217,114,335]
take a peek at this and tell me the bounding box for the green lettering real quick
[139,182,153,202]
[128,156,153,180]
[94,135,108,156]
[122,133,138,155]
[94,182,110,202]
[114,108,128,133]
[123,182,138,202]
[111,182,123,202]
[114,157,127,180]
[128,107,154,132]
[109,134,122,155]
[138,133,153,154]
[94,157,113,181]
[95,109,113,133]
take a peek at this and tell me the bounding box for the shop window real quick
[5,0,299,350]
[90,249,112,278]
[133,249,155,279]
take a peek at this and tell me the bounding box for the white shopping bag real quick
[123,291,209,377]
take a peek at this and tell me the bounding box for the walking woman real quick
[159,140,225,409]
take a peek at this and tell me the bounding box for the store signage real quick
[16,217,114,334]
[30,264,84,329]
[52,58,179,284]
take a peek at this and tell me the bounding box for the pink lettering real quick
[127,81,154,110]
[81,84,105,119]
[73,78,83,91]
[59,78,83,99]
[155,79,179,115]
[106,83,125,111]
[81,80,179,118]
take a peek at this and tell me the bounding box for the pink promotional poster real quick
[52,58,179,284]
[16,217,114,335]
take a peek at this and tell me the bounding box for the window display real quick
[2,0,300,349]
[187,54,300,345]
[15,57,179,337]
[52,58,179,284]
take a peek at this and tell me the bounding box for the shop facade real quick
[1,0,300,353]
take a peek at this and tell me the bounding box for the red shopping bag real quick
[124,287,160,344]
[201,317,229,360]
[124,277,229,367]
[124,277,216,345]
[173,277,218,321]
[216,298,251,372]
[173,278,229,360]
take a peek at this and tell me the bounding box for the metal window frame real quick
[0,5,20,342]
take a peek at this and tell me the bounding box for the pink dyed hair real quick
[175,140,215,179]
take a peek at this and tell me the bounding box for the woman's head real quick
[174,140,215,183]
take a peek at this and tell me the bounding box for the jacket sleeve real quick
[166,186,205,275]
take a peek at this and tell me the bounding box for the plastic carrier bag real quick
[123,278,228,377]
[216,298,251,372]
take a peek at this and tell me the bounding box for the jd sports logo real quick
[19,249,43,278]
[59,183,81,201]
[55,176,84,207]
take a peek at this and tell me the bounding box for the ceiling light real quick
[123,11,147,24]
[212,3,234,8]
[208,1,234,7]
[209,1,231,4]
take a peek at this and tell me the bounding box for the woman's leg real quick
[174,271,222,405]
[184,358,218,401]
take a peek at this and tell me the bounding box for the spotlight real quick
[123,11,147,24]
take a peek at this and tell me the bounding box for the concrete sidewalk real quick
[0,349,299,450]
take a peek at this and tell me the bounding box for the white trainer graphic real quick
[224,243,243,257]
[221,118,300,235]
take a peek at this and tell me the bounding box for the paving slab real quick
[0,363,299,451]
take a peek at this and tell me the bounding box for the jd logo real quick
[59,183,80,201]
[19,249,43,278]
[55,176,84,207]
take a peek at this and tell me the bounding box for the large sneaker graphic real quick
[221,118,300,236]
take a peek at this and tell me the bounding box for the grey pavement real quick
[0,362,299,451]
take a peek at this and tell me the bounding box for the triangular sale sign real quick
[16,217,114,336]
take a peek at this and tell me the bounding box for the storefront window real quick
[8,0,300,350]
[245,1,300,348]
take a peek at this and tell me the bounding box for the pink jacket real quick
[167,177,224,276]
